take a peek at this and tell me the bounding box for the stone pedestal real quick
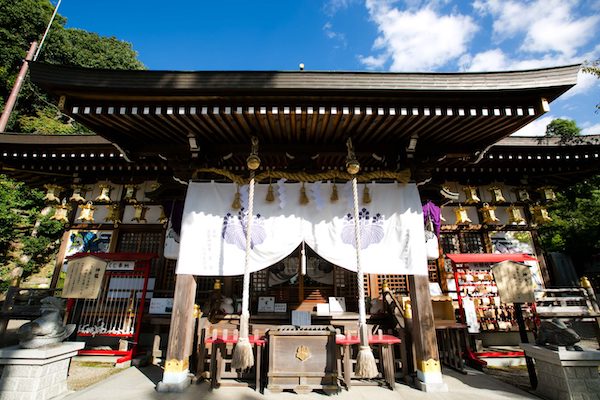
[521,343,600,400]
[0,341,85,400]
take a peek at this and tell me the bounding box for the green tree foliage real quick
[538,176,600,275]
[582,59,599,112]
[545,118,581,138]
[0,0,144,133]
[0,175,64,291]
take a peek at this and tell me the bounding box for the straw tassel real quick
[266,182,275,202]
[330,183,339,202]
[362,184,371,204]
[299,182,309,205]
[231,186,241,210]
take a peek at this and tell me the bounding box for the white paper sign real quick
[257,296,275,312]
[292,310,311,326]
[274,303,287,313]
[329,297,346,313]
[149,298,173,314]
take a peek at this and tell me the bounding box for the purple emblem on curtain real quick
[422,201,441,236]
[222,209,266,250]
[341,208,385,249]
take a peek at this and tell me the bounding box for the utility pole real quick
[0,41,38,133]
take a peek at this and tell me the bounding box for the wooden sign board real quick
[62,255,107,299]
[492,260,535,304]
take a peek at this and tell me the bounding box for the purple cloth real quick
[422,201,441,236]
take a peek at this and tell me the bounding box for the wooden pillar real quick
[157,274,196,392]
[408,274,447,392]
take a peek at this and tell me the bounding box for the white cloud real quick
[323,0,357,16]
[361,0,478,71]
[582,122,600,135]
[474,0,599,57]
[323,22,348,48]
[561,70,600,99]
[512,115,555,137]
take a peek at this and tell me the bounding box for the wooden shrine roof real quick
[28,62,580,169]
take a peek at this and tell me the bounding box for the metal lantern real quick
[463,186,480,204]
[51,199,70,224]
[131,204,148,223]
[123,184,138,203]
[43,184,63,203]
[539,186,557,202]
[531,205,552,224]
[69,185,88,203]
[105,203,121,227]
[506,205,525,225]
[489,186,506,203]
[454,205,472,224]
[515,187,531,202]
[78,201,96,223]
[480,203,500,224]
[95,184,113,202]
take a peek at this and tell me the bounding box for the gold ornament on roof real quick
[506,205,525,225]
[463,186,480,204]
[454,205,472,224]
[159,206,169,226]
[69,185,88,203]
[480,203,500,224]
[531,204,552,224]
[345,138,360,175]
[43,184,63,203]
[105,203,121,227]
[489,186,506,203]
[538,187,556,202]
[78,201,95,223]
[131,204,148,223]
[51,199,70,224]
[95,184,113,202]
[123,184,138,203]
[515,187,531,202]
[246,136,261,170]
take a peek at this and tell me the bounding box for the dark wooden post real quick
[408,275,447,392]
[157,274,197,392]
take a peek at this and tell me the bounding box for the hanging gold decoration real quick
[489,186,506,203]
[51,199,70,224]
[159,206,169,226]
[330,182,339,202]
[531,204,552,224]
[299,182,309,205]
[515,187,531,202]
[131,204,148,223]
[454,205,472,224]
[78,201,95,223]
[480,203,500,224]
[538,186,556,202]
[266,183,275,202]
[123,184,138,203]
[105,203,121,227]
[43,184,63,203]
[362,184,371,204]
[231,185,241,210]
[95,184,113,202]
[506,205,525,225]
[69,185,88,203]
[463,186,480,204]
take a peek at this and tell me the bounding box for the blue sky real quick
[57,0,599,136]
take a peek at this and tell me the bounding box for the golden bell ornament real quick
[43,184,63,203]
[489,186,506,203]
[362,184,372,204]
[78,201,96,223]
[539,187,557,202]
[463,186,480,204]
[131,204,148,223]
[124,184,138,203]
[531,204,552,224]
[506,205,525,225]
[454,205,472,224]
[51,199,70,224]
[69,185,88,203]
[105,203,122,227]
[299,182,309,205]
[95,184,113,202]
[480,203,500,224]
[159,206,169,225]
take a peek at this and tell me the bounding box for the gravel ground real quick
[68,361,126,391]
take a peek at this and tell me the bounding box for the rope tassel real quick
[362,184,371,204]
[231,186,241,210]
[330,183,339,202]
[299,182,309,204]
